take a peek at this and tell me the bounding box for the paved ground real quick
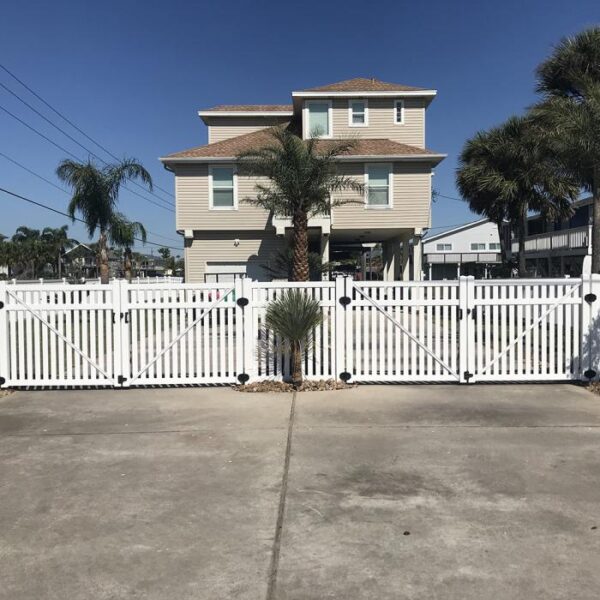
[1,384,600,599]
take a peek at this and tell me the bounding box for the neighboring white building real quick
[423,219,502,279]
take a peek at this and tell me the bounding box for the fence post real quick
[238,277,254,384]
[458,276,475,383]
[334,276,347,382]
[0,281,8,388]
[580,272,600,382]
[112,279,125,387]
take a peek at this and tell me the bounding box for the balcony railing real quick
[511,225,590,254]
[425,252,501,264]
[273,213,331,235]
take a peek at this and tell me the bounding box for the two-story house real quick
[160,78,445,282]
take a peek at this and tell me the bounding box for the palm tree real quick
[263,246,332,281]
[11,227,42,278]
[41,225,77,277]
[264,289,324,387]
[237,127,363,281]
[109,214,147,281]
[56,158,152,283]
[533,27,600,271]
[457,115,578,276]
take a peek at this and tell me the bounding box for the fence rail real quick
[1,276,599,388]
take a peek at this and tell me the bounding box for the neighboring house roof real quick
[161,128,445,163]
[297,77,427,93]
[63,243,93,256]
[423,218,492,244]
[200,104,293,113]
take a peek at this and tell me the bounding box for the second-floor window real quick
[436,243,452,251]
[365,164,392,208]
[394,100,404,125]
[470,243,486,251]
[209,165,237,210]
[488,243,501,251]
[349,100,368,126]
[305,100,331,138]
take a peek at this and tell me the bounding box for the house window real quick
[365,164,392,207]
[436,243,452,251]
[209,166,236,209]
[349,99,368,126]
[488,243,501,251]
[394,100,404,124]
[470,243,486,251]
[305,100,331,138]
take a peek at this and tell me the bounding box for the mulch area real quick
[234,379,355,393]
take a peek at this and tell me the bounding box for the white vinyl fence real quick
[1,276,600,388]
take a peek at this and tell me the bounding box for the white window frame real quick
[436,243,453,252]
[208,164,238,211]
[303,99,333,139]
[394,99,404,125]
[470,243,486,251]
[348,99,369,127]
[364,163,393,209]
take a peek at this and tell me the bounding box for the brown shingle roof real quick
[297,77,428,93]
[201,104,293,112]
[161,128,443,161]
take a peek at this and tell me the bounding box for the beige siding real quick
[174,164,272,231]
[184,231,285,282]
[206,116,289,143]
[329,98,425,147]
[331,162,432,229]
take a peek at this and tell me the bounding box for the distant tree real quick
[109,214,147,281]
[532,26,600,271]
[41,225,77,277]
[457,115,578,276]
[56,158,152,283]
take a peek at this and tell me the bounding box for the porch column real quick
[412,234,423,281]
[401,235,411,281]
[382,241,395,281]
[320,233,330,280]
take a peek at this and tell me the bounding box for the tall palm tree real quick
[109,214,147,281]
[237,127,363,281]
[41,225,77,277]
[56,158,152,283]
[11,227,42,278]
[533,27,600,271]
[457,115,578,276]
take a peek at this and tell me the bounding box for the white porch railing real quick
[511,226,590,254]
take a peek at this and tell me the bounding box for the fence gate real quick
[341,279,463,382]
[0,283,118,387]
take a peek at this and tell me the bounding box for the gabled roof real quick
[160,128,445,163]
[424,219,492,243]
[292,77,436,97]
[200,104,293,113]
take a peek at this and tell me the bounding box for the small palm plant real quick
[109,214,147,281]
[264,289,324,387]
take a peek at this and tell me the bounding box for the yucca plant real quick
[264,289,324,387]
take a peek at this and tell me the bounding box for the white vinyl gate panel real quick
[123,282,239,386]
[250,281,337,381]
[346,280,461,382]
[470,279,583,382]
[1,283,117,387]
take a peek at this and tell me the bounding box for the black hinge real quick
[339,296,351,306]
[117,375,127,385]
[121,311,129,323]
[0,301,4,309]
[237,373,250,384]
[339,371,352,382]
[236,297,249,308]
[470,307,476,319]
[584,369,597,380]
[0,376,6,387]
[463,371,473,382]
[585,293,597,304]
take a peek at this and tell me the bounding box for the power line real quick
[0,152,182,245]
[0,102,174,213]
[0,62,175,201]
[435,192,466,203]
[0,187,182,251]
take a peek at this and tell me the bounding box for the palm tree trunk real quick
[99,229,110,284]
[124,247,133,282]
[518,204,528,277]
[592,167,600,274]
[291,340,303,387]
[58,249,62,278]
[292,210,309,282]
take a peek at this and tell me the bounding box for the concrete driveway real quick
[1,384,600,599]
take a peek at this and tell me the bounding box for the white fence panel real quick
[249,281,337,381]
[346,279,461,382]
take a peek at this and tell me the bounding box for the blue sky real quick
[0,0,597,252]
